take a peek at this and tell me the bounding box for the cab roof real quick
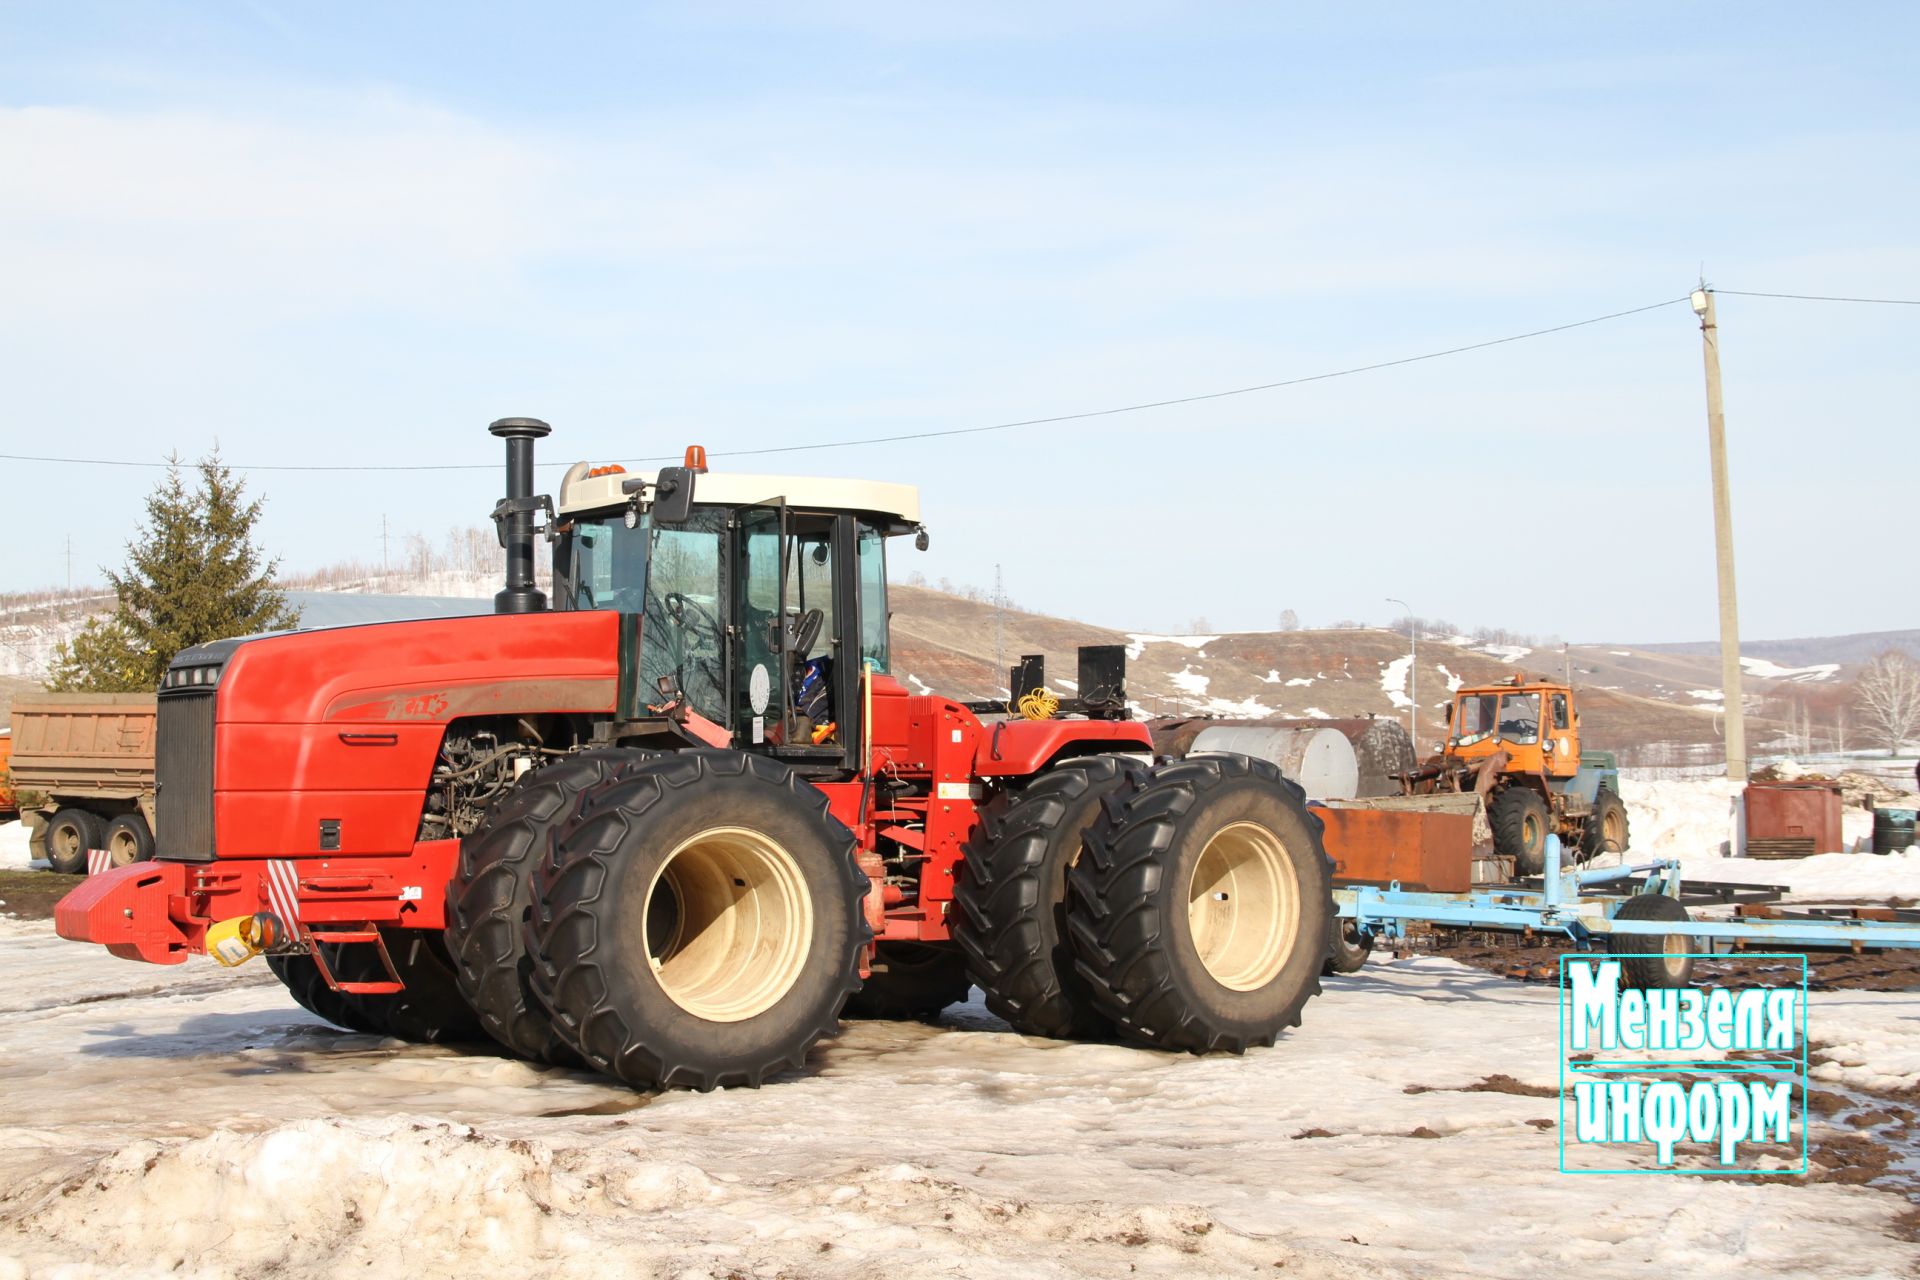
[556,462,920,524]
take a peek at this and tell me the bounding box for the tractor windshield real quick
[1496,692,1541,743]
[1454,693,1499,745]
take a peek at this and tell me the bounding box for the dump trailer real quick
[10,693,158,875]
[57,419,1337,1091]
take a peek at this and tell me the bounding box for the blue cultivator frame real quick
[1336,836,1920,953]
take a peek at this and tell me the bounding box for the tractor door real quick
[734,507,855,764]
[1543,690,1578,778]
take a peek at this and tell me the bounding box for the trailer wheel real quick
[105,814,154,867]
[952,756,1131,1039]
[529,750,869,1090]
[267,953,386,1035]
[446,749,654,1064]
[45,807,102,875]
[1491,788,1551,876]
[843,943,973,1020]
[1608,895,1695,989]
[1066,754,1333,1054]
[1583,789,1630,861]
[1322,918,1369,975]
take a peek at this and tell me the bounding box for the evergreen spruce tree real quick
[48,452,300,691]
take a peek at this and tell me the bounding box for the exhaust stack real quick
[489,416,551,615]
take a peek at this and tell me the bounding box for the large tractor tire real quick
[1491,787,1552,877]
[1066,754,1334,1054]
[1608,895,1695,990]
[528,750,870,1090]
[445,749,654,1064]
[45,807,102,875]
[104,814,155,868]
[952,756,1132,1039]
[1583,788,1630,862]
[843,943,973,1020]
[268,930,485,1044]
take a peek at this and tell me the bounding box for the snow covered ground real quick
[1,917,1917,1278]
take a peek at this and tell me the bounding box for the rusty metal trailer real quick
[9,693,157,875]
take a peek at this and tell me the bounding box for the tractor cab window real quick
[639,508,728,723]
[1497,692,1542,743]
[736,509,842,747]
[857,522,888,674]
[569,517,648,612]
[1455,693,1499,744]
[1550,693,1570,732]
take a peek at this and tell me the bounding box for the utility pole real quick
[1386,596,1416,747]
[1692,285,1746,781]
[992,564,1005,686]
[380,514,391,574]
[64,536,73,591]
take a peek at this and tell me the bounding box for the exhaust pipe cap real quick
[490,416,552,439]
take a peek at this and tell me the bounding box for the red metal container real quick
[1745,780,1843,858]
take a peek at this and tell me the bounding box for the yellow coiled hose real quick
[1014,686,1059,721]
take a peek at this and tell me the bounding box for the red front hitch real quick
[54,861,196,965]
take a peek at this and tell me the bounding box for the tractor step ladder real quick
[303,925,405,995]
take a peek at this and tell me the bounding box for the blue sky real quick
[3,2,1915,642]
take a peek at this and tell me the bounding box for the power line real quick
[1716,289,1920,306]
[0,293,1692,474]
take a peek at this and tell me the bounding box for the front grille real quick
[157,690,217,860]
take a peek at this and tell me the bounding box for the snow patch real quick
[1124,633,1218,660]
[1435,663,1464,693]
[1381,654,1414,710]
[1740,657,1841,683]
[1300,706,1330,719]
[1286,677,1316,688]
[0,821,34,870]
[902,673,935,696]
[1476,643,1532,663]
[1169,666,1211,696]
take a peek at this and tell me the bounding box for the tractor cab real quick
[1444,676,1579,779]
[549,447,923,769]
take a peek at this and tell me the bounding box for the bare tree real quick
[1856,651,1920,755]
[1833,703,1850,755]
[1278,608,1300,631]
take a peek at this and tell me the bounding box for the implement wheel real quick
[1608,895,1695,990]
[529,750,869,1090]
[446,749,653,1063]
[1491,788,1551,876]
[844,943,973,1020]
[1066,754,1333,1054]
[1322,918,1369,976]
[953,756,1131,1039]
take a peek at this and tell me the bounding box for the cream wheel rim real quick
[1186,821,1301,991]
[643,826,813,1022]
[108,827,140,867]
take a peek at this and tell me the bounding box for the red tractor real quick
[57,419,1334,1089]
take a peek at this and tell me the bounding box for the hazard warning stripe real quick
[264,860,301,924]
[86,848,110,877]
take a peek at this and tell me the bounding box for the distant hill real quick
[7,573,1892,767]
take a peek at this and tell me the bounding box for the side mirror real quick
[650,466,697,525]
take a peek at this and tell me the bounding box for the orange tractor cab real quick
[54,418,1337,1091]
[1407,675,1628,876]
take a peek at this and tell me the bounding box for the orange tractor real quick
[1406,675,1629,876]
[56,419,1336,1090]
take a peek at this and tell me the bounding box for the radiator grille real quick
[156,690,217,860]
